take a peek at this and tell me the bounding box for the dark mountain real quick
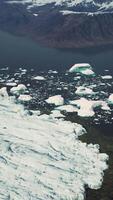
[0,0,113,48]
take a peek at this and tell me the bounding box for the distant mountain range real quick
[7,0,113,12]
[0,0,113,48]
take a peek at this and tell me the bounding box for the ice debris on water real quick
[0,86,109,200]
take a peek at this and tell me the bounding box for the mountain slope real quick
[8,0,113,12]
[1,0,113,48]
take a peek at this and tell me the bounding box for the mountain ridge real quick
[0,0,113,48]
[7,0,113,12]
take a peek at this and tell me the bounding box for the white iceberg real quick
[69,63,95,76]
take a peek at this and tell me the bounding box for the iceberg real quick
[69,63,95,76]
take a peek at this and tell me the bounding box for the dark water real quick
[0,30,113,73]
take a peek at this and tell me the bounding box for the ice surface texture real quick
[0,87,108,200]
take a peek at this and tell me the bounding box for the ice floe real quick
[101,75,112,80]
[46,95,64,106]
[33,76,46,80]
[6,82,17,87]
[75,86,95,95]
[70,98,110,117]
[18,94,32,102]
[0,88,108,200]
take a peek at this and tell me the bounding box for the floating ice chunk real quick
[33,76,45,80]
[6,82,17,87]
[46,95,64,106]
[70,98,95,117]
[69,63,95,76]
[101,75,112,80]
[33,13,38,16]
[69,63,91,72]
[101,102,111,111]
[52,70,58,74]
[74,76,81,80]
[19,68,27,73]
[18,94,32,102]
[108,94,113,104]
[0,67,8,71]
[10,84,27,95]
[70,98,110,117]
[48,70,58,74]
[75,86,95,95]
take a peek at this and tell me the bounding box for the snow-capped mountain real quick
[1,0,113,48]
[8,0,113,12]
